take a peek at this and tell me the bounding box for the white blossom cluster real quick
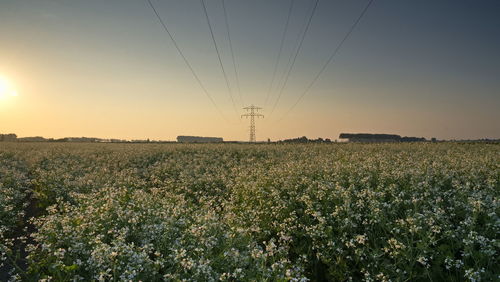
[0,142,498,281]
[0,149,30,269]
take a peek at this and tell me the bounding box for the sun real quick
[0,75,18,99]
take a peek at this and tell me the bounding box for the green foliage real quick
[0,142,498,281]
[0,151,30,270]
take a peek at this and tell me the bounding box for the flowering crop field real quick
[0,142,498,281]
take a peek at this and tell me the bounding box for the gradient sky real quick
[1,0,499,141]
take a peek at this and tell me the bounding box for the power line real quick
[264,0,295,106]
[270,0,320,117]
[222,0,244,107]
[280,1,314,90]
[279,0,375,121]
[145,0,228,122]
[272,0,315,103]
[201,0,238,115]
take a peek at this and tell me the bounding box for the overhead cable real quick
[201,0,238,115]
[145,0,228,122]
[279,0,375,121]
[270,0,320,116]
[222,0,244,107]
[264,0,295,106]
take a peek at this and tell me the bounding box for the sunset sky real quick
[1,0,499,141]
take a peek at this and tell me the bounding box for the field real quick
[0,142,498,281]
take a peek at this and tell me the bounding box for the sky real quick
[1,0,499,141]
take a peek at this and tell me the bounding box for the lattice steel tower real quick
[242,105,264,142]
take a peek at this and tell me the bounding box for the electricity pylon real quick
[242,105,264,142]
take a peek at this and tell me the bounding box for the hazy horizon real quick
[1,0,499,141]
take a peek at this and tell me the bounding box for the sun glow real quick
[0,75,18,99]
